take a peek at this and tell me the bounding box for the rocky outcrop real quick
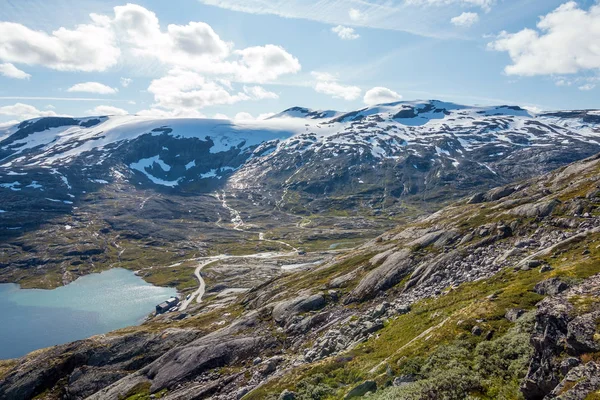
[0,328,200,400]
[521,274,600,400]
[271,294,327,325]
[145,336,273,392]
[346,249,412,303]
[548,362,600,399]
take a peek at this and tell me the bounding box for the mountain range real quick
[1,101,600,399]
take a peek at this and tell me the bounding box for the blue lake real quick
[0,268,177,359]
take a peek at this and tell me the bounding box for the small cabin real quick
[155,296,179,314]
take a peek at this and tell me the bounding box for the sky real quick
[0,0,599,125]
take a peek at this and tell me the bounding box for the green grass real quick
[244,240,600,400]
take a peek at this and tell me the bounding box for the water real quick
[0,268,177,359]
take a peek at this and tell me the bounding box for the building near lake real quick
[155,297,179,314]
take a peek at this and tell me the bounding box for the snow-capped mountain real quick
[1,100,599,221]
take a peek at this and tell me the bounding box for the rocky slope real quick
[2,151,600,399]
[1,101,600,289]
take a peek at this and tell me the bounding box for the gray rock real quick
[279,389,297,400]
[345,380,377,399]
[145,335,273,392]
[505,308,525,323]
[347,249,412,303]
[549,362,600,399]
[534,278,570,296]
[393,375,415,387]
[540,264,553,273]
[272,294,327,325]
[509,199,560,218]
[559,358,581,375]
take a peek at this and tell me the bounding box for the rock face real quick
[521,274,600,400]
[271,294,327,325]
[145,335,273,392]
[347,249,412,303]
[0,328,200,400]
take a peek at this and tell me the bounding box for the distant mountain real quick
[1,100,599,209]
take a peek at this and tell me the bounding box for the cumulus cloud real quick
[112,4,232,68]
[0,103,64,120]
[233,112,276,122]
[451,12,479,27]
[120,77,132,87]
[311,71,361,101]
[136,107,207,118]
[363,87,402,105]
[67,82,118,94]
[242,85,279,100]
[110,5,300,83]
[489,2,600,76]
[0,63,31,79]
[0,4,301,84]
[87,105,129,115]
[331,25,360,40]
[146,68,280,115]
[0,17,120,72]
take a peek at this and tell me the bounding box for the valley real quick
[1,102,600,399]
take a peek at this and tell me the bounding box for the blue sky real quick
[0,0,599,125]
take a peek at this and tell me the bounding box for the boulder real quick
[534,278,569,296]
[346,249,412,303]
[505,308,525,323]
[509,199,560,218]
[272,294,327,325]
[345,380,377,399]
[279,389,297,400]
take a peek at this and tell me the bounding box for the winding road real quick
[179,192,302,311]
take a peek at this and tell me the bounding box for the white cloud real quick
[331,25,360,40]
[120,77,132,87]
[112,4,232,68]
[0,120,19,129]
[197,0,488,38]
[405,0,494,12]
[213,113,230,120]
[349,8,362,21]
[234,112,255,121]
[136,107,207,118]
[147,68,281,115]
[228,45,301,83]
[364,87,402,105]
[0,4,300,84]
[87,105,129,115]
[311,71,361,101]
[451,12,479,27]
[233,112,276,122]
[0,63,31,79]
[111,4,299,83]
[0,103,63,121]
[67,82,118,94]
[555,79,571,87]
[0,17,119,72]
[243,85,279,100]
[489,2,600,76]
[579,83,596,91]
